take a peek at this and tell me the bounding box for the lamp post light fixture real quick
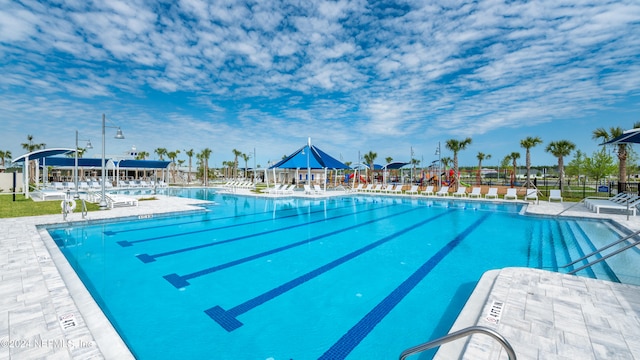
[74,131,93,199]
[100,113,125,210]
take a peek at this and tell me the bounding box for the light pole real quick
[74,131,93,199]
[100,113,125,210]
[307,137,311,186]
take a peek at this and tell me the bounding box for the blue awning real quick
[115,159,171,169]
[43,157,106,167]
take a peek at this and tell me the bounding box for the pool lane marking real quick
[204,209,455,332]
[136,203,396,263]
[117,201,360,246]
[319,213,491,359]
[163,207,422,288]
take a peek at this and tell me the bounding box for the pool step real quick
[528,219,620,283]
[558,220,619,282]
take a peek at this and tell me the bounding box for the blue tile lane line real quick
[204,210,455,332]
[117,201,359,247]
[135,203,396,263]
[163,207,422,288]
[319,213,491,360]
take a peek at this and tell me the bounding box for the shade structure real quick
[11,148,76,163]
[115,159,171,169]
[269,144,349,170]
[42,157,106,167]
[602,128,640,145]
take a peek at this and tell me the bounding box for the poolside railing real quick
[398,326,517,360]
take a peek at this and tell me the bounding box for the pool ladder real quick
[399,325,517,360]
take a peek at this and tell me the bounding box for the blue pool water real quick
[47,191,640,359]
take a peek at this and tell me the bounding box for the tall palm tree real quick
[167,150,180,183]
[200,148,212,186]
[545,140,576,192]
[21,135,46,183]
[445,137,472,190]
[184,149,194,183]
[592,123,640,185]
[476,152,491,185]
[509,152,521,187]
[241,152,251,180]
[363,151,377,183]
[232,149,242,179]
[520,136,543,189]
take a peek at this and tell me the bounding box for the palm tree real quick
[445,137,472,190]
[154,147,167,160]
[545,140,576,192]
[135,151,149,180]
[592,123,640,185]
[184,149,194,183]
[476,152,491,185]
[0,150,11,171]
[167,150,180,183]
[363,151,377,183]
[200,148,212,186]
[520,136,543,189]
[441,156,452,184]
[232,149,242,179]
[21,135,46,183]
[509,152,521,187]
[241,152,251,180]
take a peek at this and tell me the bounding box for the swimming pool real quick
[47,192,640,359]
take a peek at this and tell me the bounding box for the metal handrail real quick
[399,326,517,360]
[81,199,88,219]
[562,228,640,268]
[555,198,585,216]
[569,238,640,274]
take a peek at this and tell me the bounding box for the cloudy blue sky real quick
[2,0,639,170]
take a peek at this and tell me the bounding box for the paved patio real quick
[1,190,639,359]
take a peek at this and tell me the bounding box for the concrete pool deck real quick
[1,190,639,359]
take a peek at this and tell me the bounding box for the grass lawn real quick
[0,194,100,219]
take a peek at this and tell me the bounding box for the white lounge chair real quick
[406,185,419,195]
[313,184,324,194]
[468,187,482,198]
[504,188,518,200]
[421,186,434,196]
[353,184,365,192]
[267,184,282,194]
[303,184,314,194]
[588,197,640,215]
[548,190,562,202]
[388,185,403,194]
[452,187,467,197]
[525,189,539,203]
[435,186,450,197]
[485,187,498,199]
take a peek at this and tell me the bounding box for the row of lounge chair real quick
[221,181,255,190]
[353,184,562,202]
[267,184,296,195]
[584,193,640,215]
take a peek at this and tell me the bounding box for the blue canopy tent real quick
[269,138,349,189]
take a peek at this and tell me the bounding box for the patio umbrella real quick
[601,128,640,145]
